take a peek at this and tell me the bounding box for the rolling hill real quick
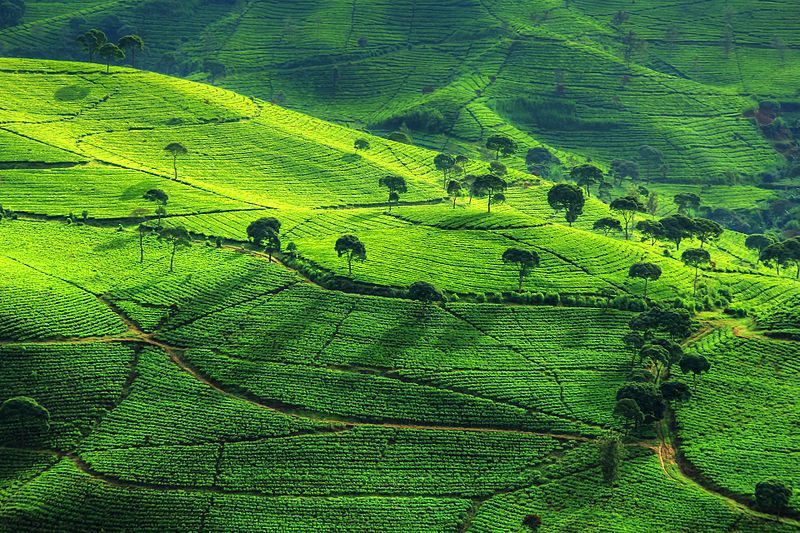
[0,56,798,531]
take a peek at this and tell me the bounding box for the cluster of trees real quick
[746,235,800,277]
[429,151,508,213]
[134,187,191,271]
[613,306,709,436]
[77,28,144,71]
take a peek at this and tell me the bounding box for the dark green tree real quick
[485,135,517,159]
[379,175,407,212]
[659,214,695,250]
[164,142,188,180]
[547,183,585,226]
[470,174,507,213]
[354,138,370,153]
[760,241,790,276]
[157,225,191,272]
[143,189,168,227]
[745,234,775,261]
[434,153,455,188]
[98,42,124,73]
[502,248,540,292]
[613,398,644,435]
[616,382,665,423]
[691,218,723,248]
[335,234,366,276]
[673,193,701,215]
[639,344,669,381]
[610,195,645,240]
[77,28,108,62]
[754,480,793,514]
[681,248,710,296]
[783,237,800,279]
[660,381,691,402]
[408,281,444,315]
[446,180,463,209]
[593,217,622,236]
[246,217,281,246]
[679,354,710,390]
[598,435,624,485]
[117,34,144,68]
[636,219,664,245]
[628,262,661,299]
[610,159,639,186]
[570,164,603,197]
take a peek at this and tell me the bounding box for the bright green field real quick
[0,52,798,532]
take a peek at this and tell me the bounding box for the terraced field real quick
[0,56,798,531]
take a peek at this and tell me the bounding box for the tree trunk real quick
[131,49,136,69]
[106,61,110,74]
[170,242,176,272]
[693,267,699,297]
[347,254,353,275]
[452,196,457,209]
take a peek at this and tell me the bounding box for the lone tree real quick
[0,396,50,445]
[354,138,370,153]
[660,381,691,402]
[379,175,407,212]
[143,189,168,227]
[598,434,624,485]
[117,34,144,68]
[679,354,710,390]
[246,217,281,246]
[433,153,455,189]
[407,281,444,315]
[570,164,603,197]
[692,218,723,248]
[628,262,661,299]
[755,480,793,514]
[77,28,108,62]
[485,135,517,159]
[681,248,710,296]
[610,159,639,185]
[502,248,540,292]
[130,207,149,262]
[446,179,463,209]
[593,217,622,236]
[157,226,191,273]
[471,174,507,213]
[673,192,701,216]
[335,234,366,276]
[547,183,585,226]
[745,234,775,261]
[659,214,695,250]
[760,241,790,276]
[98,42,124,73]
[610,195,645,240]
[164,142,188,180]
[613,398,644,434]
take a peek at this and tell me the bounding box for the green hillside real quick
[0,55,798,531]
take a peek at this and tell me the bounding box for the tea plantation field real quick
[0,58,798,531]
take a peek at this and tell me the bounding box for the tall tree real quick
[379,175,407,212]
[661,381,691,402]
[485,135,517,160]
[117,34,144,68]
[613,398,643,435]
[628,262,661,299]
[502,248,540,292]
[760,241,790,276]
[470,174,507,213]
[98,42,124,73]
[681,248,710,297]
[446,180,463,209]
[679,354,710,390]
[636,219,664,245]
[610,159,639,186]
[673,193,701,216]
[782,237,800,279]
[755,480,793,513]
[433,153,455,188]
[130,207,149,263]
[143,189,168,228]
[547,183,585,226]
[639,344,669,381]
[157,226,191,272]
[659,214,695,250]
[246,217,281,246]
[598,435,623,485]
[77,28,108,62]
[593,217,622,236]
[610,195,645,240]
[0,396,50,445]
[744,234,775,261]
[407,281,444,315]
[570,164,603,197]
[335,234,366,276]
[164,142,188,180]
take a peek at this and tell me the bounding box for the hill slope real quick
[0,59,798,531]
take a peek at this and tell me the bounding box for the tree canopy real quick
[628,262,661,299]
[470,174,507,213]
[610,195,645,240]
[502,248,540,292]
[335,234,366,276]
[547,183,585,226]
[485,135,517,159]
